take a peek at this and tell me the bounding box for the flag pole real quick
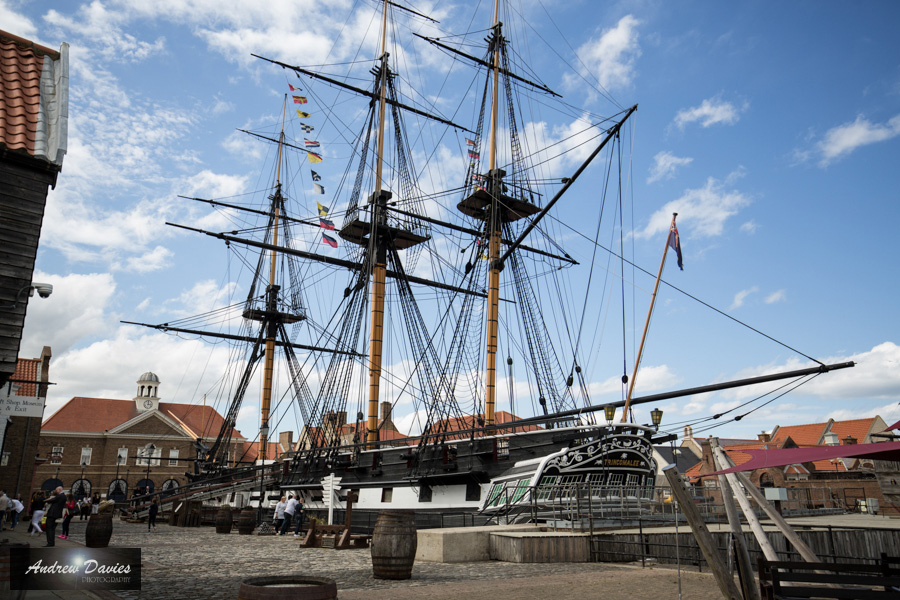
[620,213,679,422]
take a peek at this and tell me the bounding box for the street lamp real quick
[145,444,155,495]
[112,454,125,500]
[604,405,616,426]
[258,422,269,525]
[650,407,664,430]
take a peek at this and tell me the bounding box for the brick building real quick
[0,348,51,499]
[34,371,246,500]
[685,416,897,513]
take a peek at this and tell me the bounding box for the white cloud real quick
[638,175,751,239]
[570,15,641,92]
[764,290,786,304]
[122,245,174,273]
[730,286,758,310]
[647,151,693,183]
[740,220,757,234]
[674,95,747,130]
[19,271,118,358]
[816,113,900,166]
[0,1,38,40]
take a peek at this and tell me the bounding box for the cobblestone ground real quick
[61,519,615,599]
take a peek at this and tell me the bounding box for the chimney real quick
[758,431,771,443]
[684,425,693,440]
[279,431,293,453]
[842,435,857,445]
[380,402,392,422]
[823,432,839,446]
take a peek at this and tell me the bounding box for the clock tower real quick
[134,371,161,412]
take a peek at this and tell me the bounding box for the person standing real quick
[28,491,45,535]
[292,498,305,537]
[0,489,9,530]
[278,494,297,536]
[80,496,91,520]
[148,497,159,532]
[60,493,76,539]
[9,496,25,530]
[43,486,67,546]
[273,496,286,534]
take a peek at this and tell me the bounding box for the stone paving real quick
[68,519,613,599]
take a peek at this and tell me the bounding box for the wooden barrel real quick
[238,576,336,600]
[0,542,27,600]
[237,507,256,535]
[85,513,113,548]
[215,505,234,534]
[370,510,417,580]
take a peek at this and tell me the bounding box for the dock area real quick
[2,519,728,600]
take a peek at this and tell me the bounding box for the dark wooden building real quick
[0,29,68,387]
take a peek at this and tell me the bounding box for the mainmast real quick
[335,0,430,446]
[257,99,289,460]
[458,0,542,429]
[367,0,391,446]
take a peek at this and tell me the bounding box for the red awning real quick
[708,440,900,475]
[885,419,900,432]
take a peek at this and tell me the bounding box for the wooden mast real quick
[366,0,391,446]
[620,212,678,422]
[259,96,289,458]
[483,0,502,430]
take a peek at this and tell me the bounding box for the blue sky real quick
[6,0,900,444]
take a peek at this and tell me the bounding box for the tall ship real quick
[128,0,853,525]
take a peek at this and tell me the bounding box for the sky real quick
[6,0,900,446]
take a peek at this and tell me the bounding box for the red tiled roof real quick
[42,397,243,440]
[770,422,829,446]
[432,411,543,439]
[829,418,877,444]
[241,441,283,462]
[0,30,59,157]
[811,459,847,472]
[12,357,39,396]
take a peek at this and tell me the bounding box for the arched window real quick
[759,472,774,488]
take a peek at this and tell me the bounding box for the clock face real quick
[143,399,154,409]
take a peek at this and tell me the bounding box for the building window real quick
[50,446,64,464]
[381,488,393,503]
[117,448,128,465]
[1,452,9,467]
[80,447,92,466]
[418,485,432,502]
[138,445,161,466]
[169,449,179,466]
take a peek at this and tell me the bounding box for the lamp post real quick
[145,444,155,495]
[112,454,124,500]
[650,407,664,430]
[258,422,269,525]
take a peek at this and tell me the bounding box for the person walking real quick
[9,496,25,530]
[80,496,91,520]
[59,493,76,539]
[28,491,45,536]
[43,486,67,546]
[273,496,286,534]
[148,497,159,532]
[278,494,297,536]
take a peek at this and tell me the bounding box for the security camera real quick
[32,283,53,299]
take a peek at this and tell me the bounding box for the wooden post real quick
[663,465,743,600]
[732,470,820,563]
[716,464,761,600]
[709,439,778,562]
